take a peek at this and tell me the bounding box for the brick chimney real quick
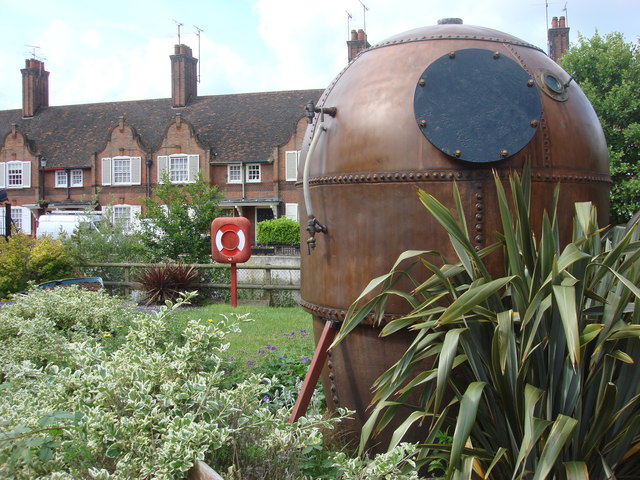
[347,29,371,62]
[21,58,49,118]
[170,44,198,108]
[548,15,570,63]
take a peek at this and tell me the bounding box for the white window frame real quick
[285,150,300,182]
[56,170,83,188]
[157,154,199,184]
[101,156,141,186]
[245,163,261,183]
[0,161,31,189]
[0,206,32,235]
[55,170,68,188]
[111,204,141,233]
[227,164,242,184]
[71,169,83,187]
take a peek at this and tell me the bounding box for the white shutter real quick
[285,203,299,222]
[0,163,5,188]
[157,155,169,184]
[285,151,299,182]
[129,205,142,231]
[188,154,199,182]
[21,207,32,234]
[131,157,141,185]
[0,206,5,235]
[21,162,31,188]
[102,158,112,185]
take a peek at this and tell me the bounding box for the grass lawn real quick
[166,302,316,360]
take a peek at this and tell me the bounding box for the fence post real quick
[123,265,130,298]
[264,266,272,306]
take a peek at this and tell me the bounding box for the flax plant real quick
[334,167,640,479]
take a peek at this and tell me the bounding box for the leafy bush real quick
[0,293,352,480]
[257,217,300,245]
[62,211,147,265]
[136,263,201,305]
[336,168,640,478]
[0,286,139,375]
[0,233,76,298]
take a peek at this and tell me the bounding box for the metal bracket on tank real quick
[303,101,336,254]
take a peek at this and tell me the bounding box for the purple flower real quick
[301,356,309,364]
[269,345,278,351]
[279,355,285,360]
[261,379,270,384]
[247,360,253,367]
[258,349,266,355]
[299,329,308,335]
[262,395,270,402]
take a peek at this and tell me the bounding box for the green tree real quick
[138,172,223,263]
[560,31,640,224]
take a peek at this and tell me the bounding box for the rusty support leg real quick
[288,320,338,423]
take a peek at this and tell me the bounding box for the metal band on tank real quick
[368,34,543,53]
[301,169,611,187]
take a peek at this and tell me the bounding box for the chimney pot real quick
[357,29,365,41]
[552,16,558,28]
[351,29,357,40]
[559,16,566,27]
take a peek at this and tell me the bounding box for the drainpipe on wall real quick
[146,158,153,197]
[66,168,71,200]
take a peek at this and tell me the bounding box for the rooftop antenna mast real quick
[563,1,568,26]
[346,10,352,38]
[545,0,550,55]
[358,0,369,34]
[174,19,184,44]
[194,25,204,83]
[25,44,41,59]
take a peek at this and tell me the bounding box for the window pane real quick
[170,156,189,182]
[11,207,23,231]
[8,164,23,186]
[113,158,131,184]
[246,164,260,182]
[228,164,242,183]
[56,171,68,187]
[71,170,83,187]
[113,206,131,231]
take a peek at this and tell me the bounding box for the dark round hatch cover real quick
[414,48,542,163]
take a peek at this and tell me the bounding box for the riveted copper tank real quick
[297,20,609,446]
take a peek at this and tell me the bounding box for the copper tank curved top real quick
[298,21,610,318]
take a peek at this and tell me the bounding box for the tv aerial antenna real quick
[358,0,369,34]
[174,19,184,44]
[346,10,352,38]
[24,44,45,61]
[194,25,204,83]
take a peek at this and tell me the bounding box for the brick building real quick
[0,44,325,241]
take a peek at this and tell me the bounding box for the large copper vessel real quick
[298,20,609,446]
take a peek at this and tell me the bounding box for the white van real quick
[36,212,102,239]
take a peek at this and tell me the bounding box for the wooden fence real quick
[83,262,300,305]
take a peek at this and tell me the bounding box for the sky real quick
[0,0,638,111]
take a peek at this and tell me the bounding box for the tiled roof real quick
[0,89,323,168]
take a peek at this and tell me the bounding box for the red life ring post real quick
[211,217,252,307]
